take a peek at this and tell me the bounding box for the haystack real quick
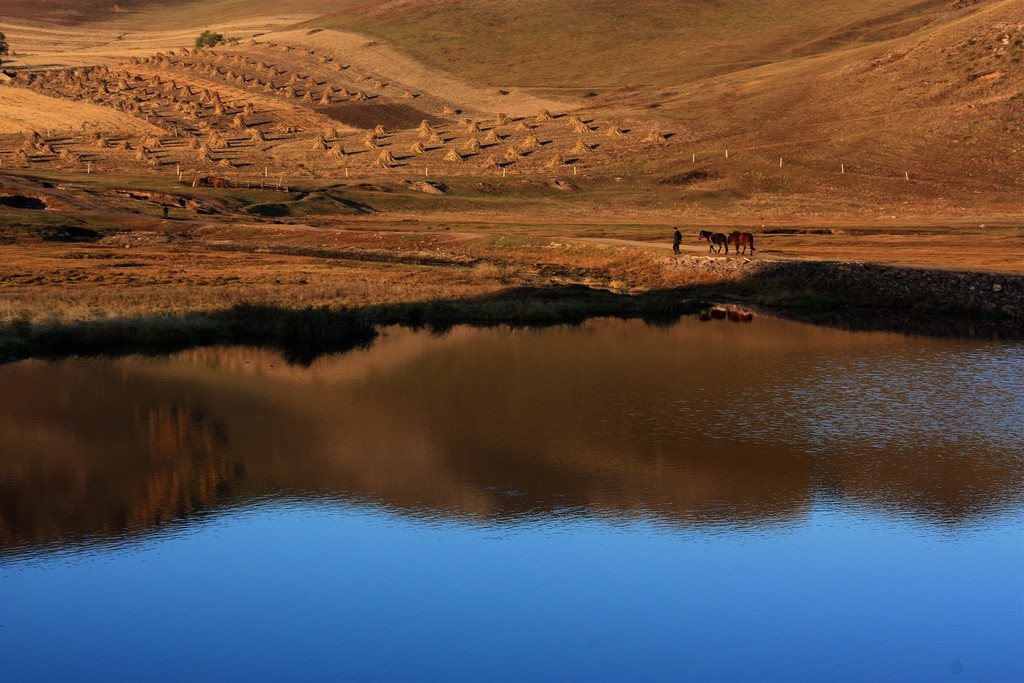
[573,122,592,135]
[465,121,482,133]
[402,91,416,99]
[643,129,667,143]
[480,154,499,169]
[427,132,445,146]
[364,134,379,149]
[353,91,368,101]
[408,141,426,155]
[521,135,540,150]
[249,128,266,142]
[535,109,553,122]
[311,135,329,151]
[503,145,521,161]
[218,158,234,169]
[326,145,345,159]
[606,126,625,137]
[515,122,532,132]
[319,92,333,105]
[571,140,591,155]
[463,137,481,152]
[418,120,434,138]
[442,106,457,115]
[483,130,502,144]
[443,149,463,162]
[301,91,314,103]
[371,151,397,168]
[374,124,388,137]
[496,112,511,125]
[233,114,247,129]
[545,154,566,168]
[208,132,228,149]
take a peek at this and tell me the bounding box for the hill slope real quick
[312,0,949,88]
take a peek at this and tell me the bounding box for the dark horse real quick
[728,231,755,255]
[698,230,729,254]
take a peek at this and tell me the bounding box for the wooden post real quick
[905,171,910,181]
[87,162,91,174]
[779,157,783,168]
[841,164,845,174]
[502,167,506,178]
[345,167,349,179]
[692,152,695,163]
[725,149,729,158]
[573,165,577,175]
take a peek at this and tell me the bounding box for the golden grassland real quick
[1,0,1023,361]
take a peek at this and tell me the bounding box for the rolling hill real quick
[0,0,1021,211]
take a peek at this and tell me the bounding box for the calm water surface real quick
[1,316,1022,682]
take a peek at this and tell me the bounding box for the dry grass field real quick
[1,0,1022,346]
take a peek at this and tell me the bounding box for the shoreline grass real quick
[2,282,1020,367]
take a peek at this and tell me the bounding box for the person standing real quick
[672,227,682,254]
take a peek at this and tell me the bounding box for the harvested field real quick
[0,27,681,183]
[0,89,165,136]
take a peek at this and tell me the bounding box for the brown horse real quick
[193,176,229,188]
[698,230,729,254]
[728,231,755,255]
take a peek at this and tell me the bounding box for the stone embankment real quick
[662,255,1023,317]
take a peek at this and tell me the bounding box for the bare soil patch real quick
[319,102,448,130]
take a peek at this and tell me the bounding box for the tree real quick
[195,30,225,48]
[0,32,9,67]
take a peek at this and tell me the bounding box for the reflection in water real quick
[1,316,1021,558]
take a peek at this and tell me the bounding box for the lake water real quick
[1,316,1022,682]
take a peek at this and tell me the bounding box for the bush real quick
[195,30,225,48]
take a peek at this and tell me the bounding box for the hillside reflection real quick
[1,317,1021,557]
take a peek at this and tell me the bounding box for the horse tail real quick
[750,234,755,252]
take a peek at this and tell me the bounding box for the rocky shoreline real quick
[662,255,1024,318]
